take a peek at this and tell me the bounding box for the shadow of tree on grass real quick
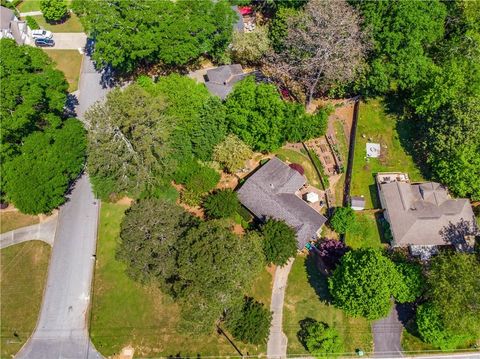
[305,254,332,304]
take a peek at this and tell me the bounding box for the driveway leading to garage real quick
[44,33,87,50]
[372,303,404,358]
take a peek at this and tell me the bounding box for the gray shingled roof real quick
[0,6,14,29]
[379,181,476,246]
[237,157,327,249]
[205,65,246,99]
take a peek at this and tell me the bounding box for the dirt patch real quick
[112,345,134,359]
[231,223,245,235]
[116,197,134,206]
[217,172,238,190]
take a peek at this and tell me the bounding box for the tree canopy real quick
[261,219,298,266]
[203,189,240,219]
[0,39,84,213]
[213,134,253,173]
[298,319,344,358]
[329,207,356,234]
[41,0,68,22]
[74,0,236,73]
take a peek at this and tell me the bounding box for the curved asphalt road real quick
[15,54,110,359]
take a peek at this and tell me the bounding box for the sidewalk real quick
[0,215,57,249]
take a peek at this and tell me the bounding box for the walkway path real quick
[372,303,404,358]
[267,258,294,359]
[19,11,42,16]
[0,216,57,249]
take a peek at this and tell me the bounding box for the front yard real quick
[31,13,84,33]
[90,202,273,357]
[350,99,424,209]
[1,241,51,357]
[283,255,373,355]
[44,50,83,92]
[0,211,39,233]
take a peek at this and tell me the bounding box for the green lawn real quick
[274,148,321,188]
[0,212,39,233]
[44,50,82,92]
[17,0,41,13]
[1,241,51,357]
[345,212,385,249]
[32,13,84,32]
[90,202,273,357]
[351,99,424,209]
[283,255,373,355]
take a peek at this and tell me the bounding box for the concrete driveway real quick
[43,33,87,50]
[372,303,404,358]
[267,258,294,359]
[0,215,57,249]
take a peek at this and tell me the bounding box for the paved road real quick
[372,303,404,358]
[267,258,294,359]
[15,55,109,359]
[0,216,57,249]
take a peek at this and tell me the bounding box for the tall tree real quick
[41,0,68,22]
[75,0,236,73]
[261,219,298,266]
[265,0,368,106]
[86,85,173,199]
[213,134,253,173]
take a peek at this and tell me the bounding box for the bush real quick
[297,318,344,357]
[225,297,272,344]
[329,206,355,234]
[184,165,220,195]
[316,238,349,271]
[203,189,240,219]
[40,0,68,22]
[261,219,298,266]
[392,261,425,303]
[26,16,40,30]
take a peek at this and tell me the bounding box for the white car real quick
[32,29,53,39]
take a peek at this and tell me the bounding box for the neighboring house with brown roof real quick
[0,6,28,45]
[204,64,247,99]
[377,172,477,251]
[237,157,328,249]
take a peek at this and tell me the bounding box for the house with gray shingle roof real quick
[377,172,477,250]
[204,64,247,100]
[237,157,327,249]
[0,6,28,45]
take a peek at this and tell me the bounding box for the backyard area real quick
[17,0,41,13]
[350,99,424,209]
[274,148,322,188]
[90,202,273,357]
[283,255,373,355]
[345,211,385,249]
[0,211,39,233]
[0,241,51,357]
[44,50,83,92]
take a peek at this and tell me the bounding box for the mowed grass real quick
[1,241,51,357]
[274,148,321,188]
[345,212,385,249]
[44,50,82,92]
[351,99,424,209]
[0,212,39,233]
[90,202,273,357]
[283,255,373,355]
[17,0,41,13]
[32,13,84,32]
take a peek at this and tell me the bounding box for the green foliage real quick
[117,198,197,284]
[203,189,240,219]
[329,207,355,234]
[268,7,299,51]
[416,302,473,350]
[231,26,271,65]
[329,248,398,320]
[354,0,447,94]
[225,297,272,344]
[26,16,40,29]
[3,119,86,214]
[284,104,329,143]
[40,0,68,22]
[391,261,425,303]
[426,252,480,336]
[213,134,253,173]
[86,85,174,199]
[174,220,265,333]
[77,0,236,73]
[261,219,298,266]
[184,165,220,195]
[298,319,344,358]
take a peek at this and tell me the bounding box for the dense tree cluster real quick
[203,189,240,219]
[0,39,85,214]
[73,0,237,73]
[117,199,265,333]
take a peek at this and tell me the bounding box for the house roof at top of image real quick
[237,157,327,249]
[380,180,476,246]
[205,64,247,99]
[0,6,15,29]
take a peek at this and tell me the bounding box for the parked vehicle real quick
[32,29,53,39]
[35,38,55,47]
